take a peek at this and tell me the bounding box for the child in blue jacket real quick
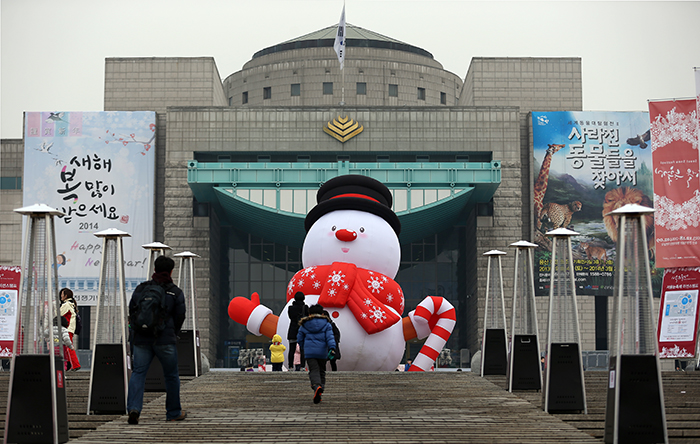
[297,304,336,404]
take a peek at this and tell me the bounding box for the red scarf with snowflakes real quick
[286,262,404,334]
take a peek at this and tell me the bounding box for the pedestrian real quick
[404,360,412,371]
[297,304,336,404]
[126,255,187,424]
[59,288,81,371]
[47,317,75,358]
[323,310,341,371]
[270,334,286,371]
[287,292,309,370]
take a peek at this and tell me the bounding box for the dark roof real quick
[252,24,433,60]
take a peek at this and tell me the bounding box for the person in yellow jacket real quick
[269,334,287,371]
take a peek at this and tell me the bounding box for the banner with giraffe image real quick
[531,111,656,297]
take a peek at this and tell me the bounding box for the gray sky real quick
[2,0,699,139]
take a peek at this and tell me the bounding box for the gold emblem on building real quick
[323,116,364,143]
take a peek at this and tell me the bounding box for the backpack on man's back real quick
[131,281,172,337]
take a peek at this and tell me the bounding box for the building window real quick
[388,84,398,97]
[323,82,333,95]
[242,91,248,104]
[291,83,301,96]
[0,177,21,190]
[263,87,272,100]
[228,97,233,106]
[356,82,367,95]
[440,92,447,105]
[417,87,426,101]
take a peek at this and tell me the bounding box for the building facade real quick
[2,24,593,367]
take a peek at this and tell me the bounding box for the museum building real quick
[1,24,589,367]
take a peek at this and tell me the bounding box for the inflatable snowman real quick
[228,175,455,371]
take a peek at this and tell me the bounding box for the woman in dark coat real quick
[287,292,309,369]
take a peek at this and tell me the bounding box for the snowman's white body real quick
[278,209,406,371]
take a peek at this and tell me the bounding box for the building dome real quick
[222,24,462,107]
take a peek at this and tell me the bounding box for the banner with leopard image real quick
[532,111,656,297]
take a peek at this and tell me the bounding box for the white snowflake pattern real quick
[328,271,346,287]
[301,266,317,276]
[343,283,349,291]
[312,280,321,290]
[287,278,296,293]
[363,298,373,306]
[386,293,394,303]
[297,278,305,287]
[361,313,368,319]
[381,276,388,283]
[328,288,337,297]
[367,276,384,294]
[368,305,387,324]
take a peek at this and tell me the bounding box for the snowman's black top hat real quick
[305,175,401,235]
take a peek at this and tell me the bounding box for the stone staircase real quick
[1,369,698,443]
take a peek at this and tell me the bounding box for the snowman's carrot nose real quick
[335,228,357,242]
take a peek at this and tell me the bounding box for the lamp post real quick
[604,204,667,444]
[508,240,542,391]
[87,228,131,415]
[481,250,508,376]
[4,204,69,444]
[544,228,586,414]
[174,251,201,377]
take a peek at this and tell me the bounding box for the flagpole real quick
[334,3,346,106]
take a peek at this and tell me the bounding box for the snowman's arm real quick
[228,292,279,339]
[403,316,417,341]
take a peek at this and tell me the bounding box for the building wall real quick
[1,54,595,363]
[104,57,227,243]
[223,47,462,107]
[0,139,24,266]
[163,105,521,360]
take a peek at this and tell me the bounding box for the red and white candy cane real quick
[406,296,456,371]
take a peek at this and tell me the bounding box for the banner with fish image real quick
[531,111,657,296]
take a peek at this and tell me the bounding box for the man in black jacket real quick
[126,256,187,424]
[287,292,309,370]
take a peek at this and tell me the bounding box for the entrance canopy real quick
[187,161,501,248]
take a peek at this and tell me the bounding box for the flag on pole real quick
[333,5,346,70]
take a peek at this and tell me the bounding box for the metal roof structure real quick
[252,23,433,60]
[188,161,501,248]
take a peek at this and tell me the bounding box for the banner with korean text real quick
[0,266,21,357]
[649,99,700,268]
[531,111,656,296]
[23,112,156,306]
[658,267,700,358]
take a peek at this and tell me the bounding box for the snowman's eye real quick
[359,227,365,233]
[331,226,336,231]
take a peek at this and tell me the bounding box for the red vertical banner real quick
[658,267,700,358]
[0,266,21,357]
[650,99,700,268]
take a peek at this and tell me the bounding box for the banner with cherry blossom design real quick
[650,99,700,268]
[23,112,156,306]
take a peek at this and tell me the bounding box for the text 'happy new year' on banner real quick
[531,111,657,297]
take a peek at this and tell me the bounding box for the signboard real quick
[658,267,700,358]
[650,99,700,268]
[532,111,656,296]
[0,266,21,357]
[23,112,156,305]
